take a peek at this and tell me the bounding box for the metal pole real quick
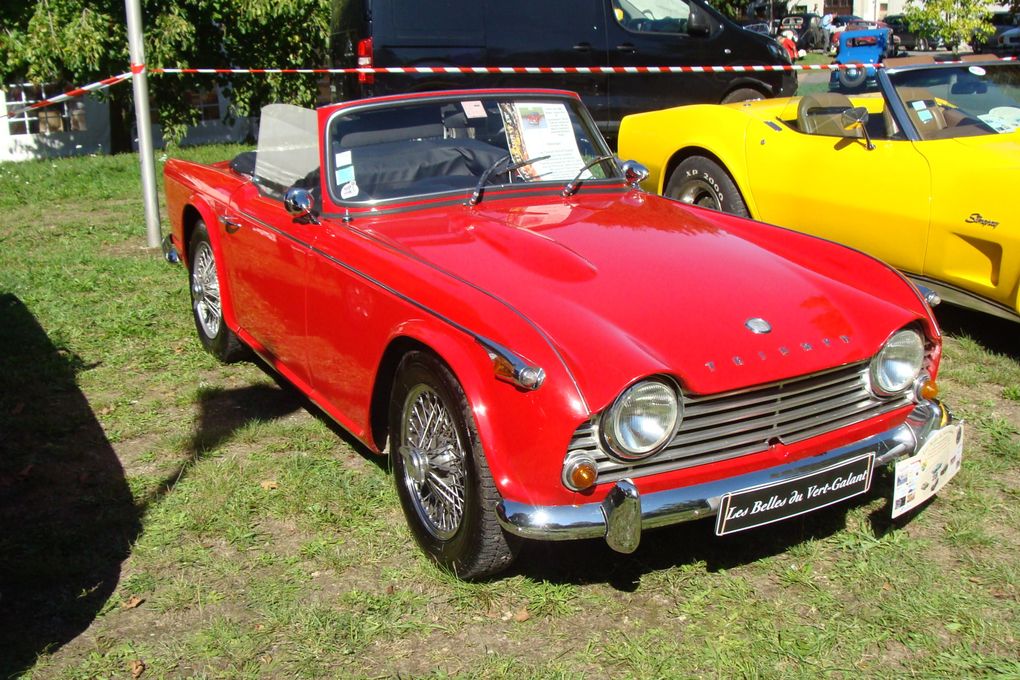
[124,0,162,248]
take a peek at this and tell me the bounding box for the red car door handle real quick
[220,215,243,234]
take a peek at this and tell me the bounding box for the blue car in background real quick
[830,29,887,92]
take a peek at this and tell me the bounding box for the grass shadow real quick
[0,294,141,678]
[253,358,389,472]
[139,355,387,514]
[135,379,305,513]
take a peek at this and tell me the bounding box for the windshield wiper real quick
[562,154,617,197]
[467,154,550,206]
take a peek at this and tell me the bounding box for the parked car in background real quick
[619,56,1020,322]
[163,87,961,578]
[330,0,796,141]
[780,13,827,50]
[885,13,935,52]
[996,26,1020,57]
[834,19,899,57]
[829,29,887,92]
[825,15,862,52]
[832,14,863,29]
[972,11,1017,53]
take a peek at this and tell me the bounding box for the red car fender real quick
[380,317,584,505]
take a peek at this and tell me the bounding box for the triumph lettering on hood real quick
[704,334,852,373]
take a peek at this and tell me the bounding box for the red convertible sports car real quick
[163,89,962,578]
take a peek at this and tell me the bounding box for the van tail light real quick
[357,37,374,85]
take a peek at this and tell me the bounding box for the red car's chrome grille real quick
[568,361,911,483]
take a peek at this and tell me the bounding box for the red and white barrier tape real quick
[156,63,869,75]
[153,57,1017,75]
[3,57,1016,119]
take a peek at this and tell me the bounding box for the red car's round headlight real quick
[602,378,682,460]
[870,329,925,397]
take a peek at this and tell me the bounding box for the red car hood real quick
[366,191,924,410]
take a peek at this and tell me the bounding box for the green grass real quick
[798,51,834,66]
[1,148,1018,679]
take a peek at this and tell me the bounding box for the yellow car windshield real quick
[888,61,1020,138]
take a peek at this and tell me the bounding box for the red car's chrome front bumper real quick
[496,399,954,553]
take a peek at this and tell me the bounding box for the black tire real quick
[837,67,868,91]
[664,157,749,217]
[188,221,248,363]
[389,351,518,579]
[721,87,764,104]
[918,37,929,52]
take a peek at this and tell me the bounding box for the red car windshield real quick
[324,95,618,204]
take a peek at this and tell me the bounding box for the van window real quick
[613,0,692,33]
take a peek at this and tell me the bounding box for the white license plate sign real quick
[892,423,964,519]
[716,453,874,536]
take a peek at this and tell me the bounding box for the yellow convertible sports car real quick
[618,56,1020,321]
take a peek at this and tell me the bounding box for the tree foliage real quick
[0,0,329,148]
[710,0,747,20]
[903,0,996,52]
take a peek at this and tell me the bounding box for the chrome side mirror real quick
[841,107,875,150]
[841,106,869,129]
[620,160,649,188]
[284,187,316,220]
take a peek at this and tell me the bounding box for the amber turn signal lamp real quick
[566,459,598,491]
[920,379,939,400]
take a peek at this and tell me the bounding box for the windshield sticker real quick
[340,180,359,200]
[461,101,487,118]
[968,66,987,77]
[334,149,356,187]
[498,102,587,182]
[335,164,355,185]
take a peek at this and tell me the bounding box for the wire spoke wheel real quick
[191,241,222,339]
[390,351,518,578]
[399,384,467,540]
[187,221,247,363]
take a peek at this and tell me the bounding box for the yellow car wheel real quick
[665,157,749,218]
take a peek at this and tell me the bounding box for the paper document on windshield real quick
[499,102,589,182]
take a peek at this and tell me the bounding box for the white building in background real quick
[812,0,904,21]
[0,84,110,162]
[1,81,251,163]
